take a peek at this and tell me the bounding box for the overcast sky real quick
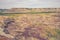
[0,0,60,9]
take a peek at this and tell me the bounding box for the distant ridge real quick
[0,8,60,13]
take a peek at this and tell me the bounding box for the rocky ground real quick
[0,13,60,40]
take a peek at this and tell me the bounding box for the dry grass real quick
[0,13,60,40]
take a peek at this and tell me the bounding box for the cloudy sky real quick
[0,0,60,9]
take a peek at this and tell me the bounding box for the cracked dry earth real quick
[0,13,60,40]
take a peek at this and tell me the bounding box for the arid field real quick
[0,13,60,40]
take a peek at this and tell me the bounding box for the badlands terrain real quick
[0,8,60,40]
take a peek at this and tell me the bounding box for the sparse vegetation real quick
[0,13,60,40]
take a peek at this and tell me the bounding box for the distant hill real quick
[0,8,60,13]
[0,9,8,13]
